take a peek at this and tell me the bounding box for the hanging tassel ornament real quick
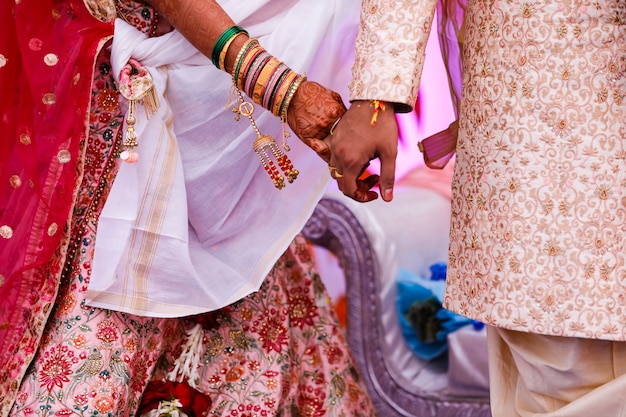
[120,99,139,162]
[118,58,160,163]
[232,89,298,189]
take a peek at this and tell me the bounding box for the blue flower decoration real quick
[396,264,479,361]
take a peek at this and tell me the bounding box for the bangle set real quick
[231,38,306,118]
[212,25,248,70]
[212,27,306,189]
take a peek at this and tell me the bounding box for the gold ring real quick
[328,165,337,172]
[334,171,344,178]
[329,117,342,135]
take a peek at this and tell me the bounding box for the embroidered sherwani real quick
[350,0,626,342]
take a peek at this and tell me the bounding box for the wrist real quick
[352,99,395,126]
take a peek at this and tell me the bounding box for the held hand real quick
[286,80,347,163]
[325,100,398,203]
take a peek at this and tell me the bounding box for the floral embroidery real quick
[39,346,78,391]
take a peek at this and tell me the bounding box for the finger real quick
[357,161,371,177]
[378,152,397,202]
[349,174,378,202]
[334,154,362,199]
[306,137,330,163]
[353,188,378,203]
[360,174,380,191]
[341,172,374,202]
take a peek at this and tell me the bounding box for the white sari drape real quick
[87,0,359,317]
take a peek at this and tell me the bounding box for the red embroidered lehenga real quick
[0,1,374,416]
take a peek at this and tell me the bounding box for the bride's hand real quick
[286,80,347,163]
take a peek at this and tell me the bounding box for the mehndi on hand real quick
[286,80,347,163]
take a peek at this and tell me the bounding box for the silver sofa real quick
[302,194,491,417]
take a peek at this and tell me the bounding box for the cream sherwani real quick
[351,0,626,342]
[350,1,626,415]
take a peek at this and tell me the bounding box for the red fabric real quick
[0,0,112,379]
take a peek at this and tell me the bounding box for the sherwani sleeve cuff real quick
[349,0,438,113]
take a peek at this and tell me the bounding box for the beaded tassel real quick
[232,89,298,189]
[118,58,160,163]
[120,99,139,163]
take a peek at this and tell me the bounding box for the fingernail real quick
[382,188,393,201]
[354,190,368,202]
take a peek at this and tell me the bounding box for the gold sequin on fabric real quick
[47,223,58,237]
[0,225,13,239]
[57,149,71,163]
[52,8,61,20]
[9,175,22,188]
[20,132,31,145]
[0,274,4,286]
[42,93,56,105]
[0,55,6,68]
[44,53,59,66]
[97,89,118,111]
[73,73,81,85]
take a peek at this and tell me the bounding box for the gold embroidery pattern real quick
[444,0,626,341]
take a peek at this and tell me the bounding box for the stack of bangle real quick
[213,27,303,189]
[212,28,305,118]
[231,38,306,118]
[211,25,248,71]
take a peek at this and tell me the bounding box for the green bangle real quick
[212,26,248,68]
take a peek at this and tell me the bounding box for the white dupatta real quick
[87,0,359,317]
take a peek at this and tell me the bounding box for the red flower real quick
[298,393,326,417]
[189,389,212,417]
[96,319,119,343]
[257,317,288,353]
[324,344,345,365]
[39,347,75,391]
[97,89,119,111]
[139,380,212,417]
[139,381,174,416]
[288,295,318,328]
[225,366,244,383]
[188,311,221,330]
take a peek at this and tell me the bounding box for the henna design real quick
[287,81,346,139]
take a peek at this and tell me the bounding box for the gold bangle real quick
[219,32,246,72]
[280,75,306,119]
[231,38,258,84]
[236,44,264,90]
[252,57,280,105]
[329,117,342,135]
[271,70,298,116]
